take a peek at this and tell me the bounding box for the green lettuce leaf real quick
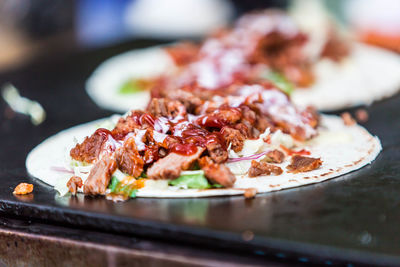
[264,72,294,95]
[169,171,210,189]
[108,176,138,198]
[108,176,119,192]
[118,80,143,95]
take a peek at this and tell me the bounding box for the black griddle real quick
[1,40,400,266]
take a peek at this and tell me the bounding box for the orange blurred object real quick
[13,183,34,195]
[361,31,400,53]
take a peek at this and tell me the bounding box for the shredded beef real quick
[255,117,274,133]
[234,123,251,138]
[84,156,117,195]
[147,98,186,118]
[206,141,228,163]
[221,127,245,152]
[112,111,143,136]
[217,108,242,124]
[264,149,285,164]
[168,89,203,113]
[199,157,236,187]
[147,147,205,179]
[286,155,322,173]
[67,176,83,195]
[240,106,257,124]
[70,131,107,163]
[115,138,144,177]
[248,160,283,177]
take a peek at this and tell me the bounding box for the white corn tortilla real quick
[26,115,381,198]
[86,43,400,113]
[86,46,176,113]
[292,44,400,111]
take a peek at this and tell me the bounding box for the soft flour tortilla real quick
[26,115,381,198]
[292,44,400,111]
[86,46,175,113]
[86,43,400,113]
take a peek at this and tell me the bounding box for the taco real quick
[86,10,400,112]
[27,83,381,200]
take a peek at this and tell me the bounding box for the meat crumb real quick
[199,156,236,188]
[248,160,283,177]
[67,176,83,195]
[341,112,356,126]
[355,109,369,123]
[263,149,285,163]
[287,155,322,173]
[13,183,33,195]
[244,188,257,199]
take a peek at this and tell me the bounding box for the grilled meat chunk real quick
[264,149,285,164]
[221,127,245,152]
[168,89,203,113]
[115,138,144,178]
[70,130,108,163]
[206,141,228,163]
[147,147,205,179]
[287,155,322,173]
[248,160,283,177]
[67,176,83,195]
[112,111,143,137]
[84,156,117,195]
[199,157,236,187]
[148,98,186,118]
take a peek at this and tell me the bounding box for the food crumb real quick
[242,230,254,241]
[13,183,33,195]
[244,188,257,199]
[341,112,356,126]
[67,176,83,195]
[355,109,369,123]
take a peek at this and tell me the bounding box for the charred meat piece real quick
[70,130,108,163]
[67,176,83,195]
[147,147,205,179]
[116,138,144,177]
[255,116,275,133]
[199,157,236,187]
[287,155,322,173]
[234,123,251,138]
[168,89,203,113]
[206,141,228,163]
[217,108,242,125]
[221,127,245,152]
[248,160,283,177]
[112,111,144,137]
[264,149,285,164]
[147,98,187,118]
[84,156,117,195]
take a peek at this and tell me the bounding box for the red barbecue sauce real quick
[95,108,234,158]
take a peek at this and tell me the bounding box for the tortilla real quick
[26,115,381,198]
[86,43,400,113]
[86,46,175,113]
[292,44,400,111]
